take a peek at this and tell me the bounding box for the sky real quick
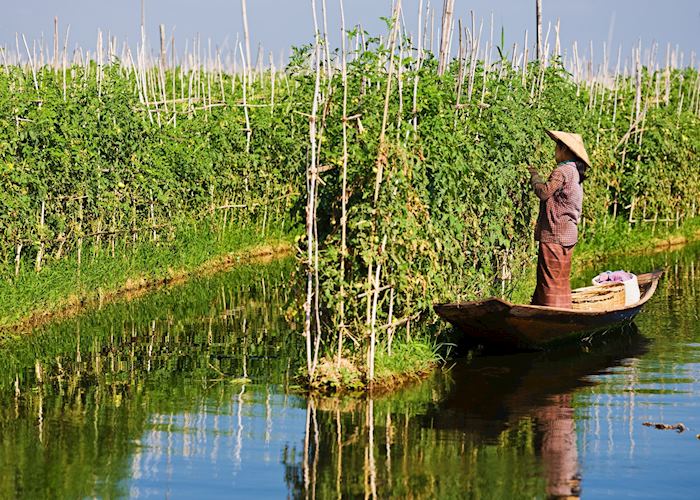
[2,1,699,67]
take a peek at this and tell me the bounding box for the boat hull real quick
[434,271,662,351]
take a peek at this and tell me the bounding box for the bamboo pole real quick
[241,0,252,81]
[304,0,323,381]
[374,0,402,204]
[455,18,464,105]
[269,51,275,116]
[53,16,58,69]
[468,17,482,102]
[96,29,103,99]
[411,0,424,132]
[437,0,454,75]
[321,0,332,80]
[521,29,528,86]
[396,21,405,140]
[21,34,40,97]
[422,1,430,58]
[386,287,395,355]
[368,235,387,381]
[429,6,435,54]
[150,192,156,241]
[487,12,494,69]
[35,200,45,272]
[159,24,167,70]
[338,0,349,366]
[634,41,642,122]
[14,243,22,277]
[238,43,252,153]
[77,198,83,272]
[536,0,542,61]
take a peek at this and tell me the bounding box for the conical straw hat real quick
[545,130,591,167]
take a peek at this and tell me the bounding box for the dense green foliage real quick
[301,35,700,374]
[1,28,699,379]
[0,62,304,279]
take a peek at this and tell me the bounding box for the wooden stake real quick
[14,243,22,277]
[269,51,275,116]
[53,16,58,69]
[522,29,528,86]
[304,3,323,381]
[368,236,387,381]
[159,24,167,69]
[437,0,454,75]
[411,0,424,131]
[321,0,332,80]
[241,0,252,81]
[238,43,252,152]
[35,200,45,272]
[338,0,349,366]
[374,0,402,204]
[536,0,542,61]
[387,288,395,355]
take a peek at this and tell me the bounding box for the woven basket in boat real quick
[571,282,626,312]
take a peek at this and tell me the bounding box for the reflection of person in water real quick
[429,331,646,499]
[535,393,582,499]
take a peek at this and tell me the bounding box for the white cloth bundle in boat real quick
[592,271,640,306]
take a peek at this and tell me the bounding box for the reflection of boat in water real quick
[434,271,662,351]
[430,327,648,436]
[426,329,649,499]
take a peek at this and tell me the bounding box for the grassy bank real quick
[307,337,442,394]
[0,220,296,335]
[577,216,700,261]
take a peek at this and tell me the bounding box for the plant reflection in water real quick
[286,329,647,499]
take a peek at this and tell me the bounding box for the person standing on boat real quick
[528,131,590,308]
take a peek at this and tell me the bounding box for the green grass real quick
[309,337,442,395]
[576,216,700,261]
[0,217,299,332]
[374,338,441,382]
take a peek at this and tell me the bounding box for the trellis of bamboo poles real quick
[3,7,700,346]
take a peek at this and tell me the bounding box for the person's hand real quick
[527,166,538,176]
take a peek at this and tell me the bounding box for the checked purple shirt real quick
[530,161,583,247]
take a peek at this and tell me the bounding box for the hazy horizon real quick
[2,1,699,69]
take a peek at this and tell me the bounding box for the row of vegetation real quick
[0,40,307,327]
[1,6,699,389]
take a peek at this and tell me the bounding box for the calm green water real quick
[1,243,699,499]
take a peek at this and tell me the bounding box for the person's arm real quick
[528,166,565,201]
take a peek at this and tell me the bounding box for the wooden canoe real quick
[434,270,663,351]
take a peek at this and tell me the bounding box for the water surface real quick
[1,244,699,498]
